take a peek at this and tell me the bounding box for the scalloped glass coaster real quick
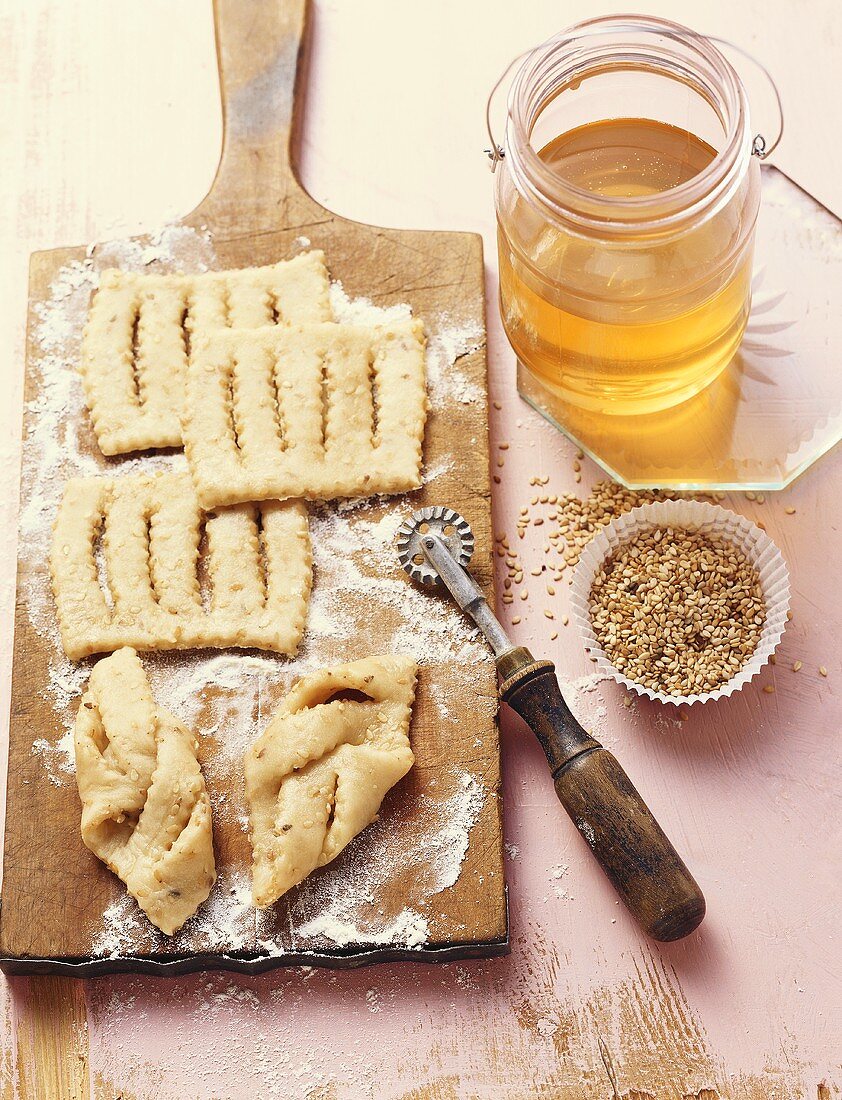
[517,166,842,490]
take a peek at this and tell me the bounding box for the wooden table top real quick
[1,1,839,1097]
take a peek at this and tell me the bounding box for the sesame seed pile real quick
[588,525,766,696]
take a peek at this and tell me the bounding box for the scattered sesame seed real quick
[769,654,776,665]
[562,615,569,626]
[763,685,775,694]
[819,666,828,677]
[546,585,555,596]
[493,475,501,484]
[785,506,796,514]
[544,609,554,620]
[493,400,502,410]
[550,631,558,641]
[511,616,521,625]
[792,660,802,672]
[498,442,509,450]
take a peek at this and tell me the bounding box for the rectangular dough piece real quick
[50,471,312,661]
[81,250,332,455]
[182,319,427,509]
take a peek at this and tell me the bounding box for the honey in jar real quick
[494,17,762,416]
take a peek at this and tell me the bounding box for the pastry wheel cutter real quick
[397,506,706,942]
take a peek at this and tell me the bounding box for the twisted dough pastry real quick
[245,654,417,908]
[74,647,216,935]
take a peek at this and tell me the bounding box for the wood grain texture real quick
[0,0,506,969]
[8,978,88,1100]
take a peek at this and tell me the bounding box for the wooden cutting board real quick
[0,0,506,975]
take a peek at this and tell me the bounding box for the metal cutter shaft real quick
[417,532,512,658]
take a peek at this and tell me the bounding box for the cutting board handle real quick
[191,0,320,231]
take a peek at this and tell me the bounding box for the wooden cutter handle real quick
[499,654,706,942]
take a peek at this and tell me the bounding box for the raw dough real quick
[74,647,216,935]
[245,654,417,908]
[183,320,427,508]
[50,471,311,660]
[81,251,332,455]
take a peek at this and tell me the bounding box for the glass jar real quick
[494,15,762,416]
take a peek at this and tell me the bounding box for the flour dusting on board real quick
[282,772,485,950]
[20,227,493,957]
[330,280,485,410]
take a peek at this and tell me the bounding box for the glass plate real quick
[517,166,842,490]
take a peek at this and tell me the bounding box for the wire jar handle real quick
[485,33,784,171]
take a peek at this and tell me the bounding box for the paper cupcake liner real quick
[570,500,791,706]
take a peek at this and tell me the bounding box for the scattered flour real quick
[271,771,486,951]
[429,681,454,721]
[580,821,597,849]
[294,907,429,950]
[454,965,480,990]
[329,280,485,410]
[91,868,254,959]
[425,315,485,409]
[549,863,572,901]
[424,454,456,485]
[21,227,493,958]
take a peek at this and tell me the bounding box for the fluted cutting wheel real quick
[396,506,474,586]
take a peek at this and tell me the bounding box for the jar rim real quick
[505,14,753,235]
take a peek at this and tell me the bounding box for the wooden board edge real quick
[0,920,509,979]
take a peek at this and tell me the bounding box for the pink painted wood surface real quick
[1,1,839,1095]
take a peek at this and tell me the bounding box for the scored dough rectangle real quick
[183,320,427,509]
[81,250,332,455]
[49,471,312,660]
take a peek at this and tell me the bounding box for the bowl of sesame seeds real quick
[570,500,791,705]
